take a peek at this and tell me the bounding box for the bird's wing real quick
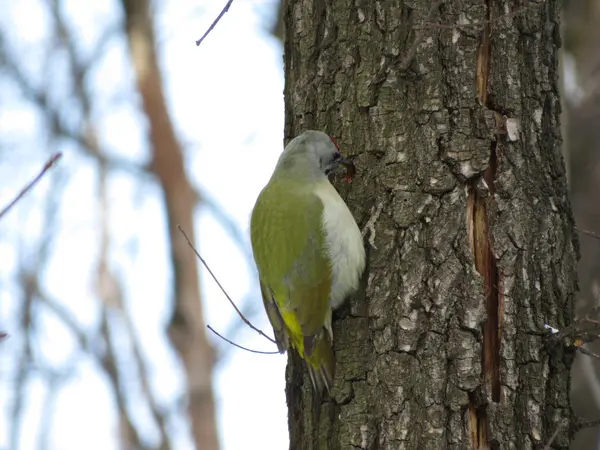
[250,180,332,356]
[259,281,288,353]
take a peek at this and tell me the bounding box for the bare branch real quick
[9,272,36,450]
[542,422,564,450]
[575,343,600,360]
[576,345,600,415]
[37,369,71,450]
[97,142,171,448]
[0,153,62,221]
[220,292,261,342]
[177,225,277,345]
[195,0,234,46]
[1,4,171,449]
[120,299,172,448]
[575,417,600,433]
[96,157,138,443]
[37,294,92,350]
[121,0,219,446]
[577,226,600,240]
[0,33,146,176]
[100,308,149,450]
[207,325,279,355]
[553,312,600,342]
[35,283,168,448]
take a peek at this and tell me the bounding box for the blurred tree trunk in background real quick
[564,0,600,321]
[283,1,577,449]
[563,1,600,449]
[120,1,219,449]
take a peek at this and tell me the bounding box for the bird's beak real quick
[338,157,356,181]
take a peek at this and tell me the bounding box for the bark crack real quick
[467,0,504,448]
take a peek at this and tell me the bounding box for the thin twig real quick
[577,227,600,241]
[195,0,234,46]
[575,418,600,433]
[10,272,35,450]
[207,325,278,355]
[37,294,91,350]
[100,308,147,449]
[578,345,600,414]
[177,225,277,345]
[121,305,171,446]
[95,135,167,448]
[37,371,67,450]
[553,317,599,342]
[0,38,143,175]
[576,344,600,360]
[0,153,62,221]
[542,422,564,450]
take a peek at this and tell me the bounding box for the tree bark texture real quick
[283,1,578,449]
[120,1,220,449]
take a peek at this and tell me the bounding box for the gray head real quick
[275,130,355,179]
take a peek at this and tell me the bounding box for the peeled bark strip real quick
[283,1,577,449]
[467,4,501,443]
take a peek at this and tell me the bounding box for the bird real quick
[250,130,366,393]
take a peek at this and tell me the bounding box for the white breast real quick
[313,179,366,309]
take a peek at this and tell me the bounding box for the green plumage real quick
[251,175,335,390]
[250,129,366,394]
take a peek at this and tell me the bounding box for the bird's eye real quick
[333,152,341,160]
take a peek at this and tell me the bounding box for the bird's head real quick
[276,130,355,181]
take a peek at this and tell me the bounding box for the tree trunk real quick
[120,1,220,449]
[283,1,578,449]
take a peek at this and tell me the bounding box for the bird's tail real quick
[305,334,335,394]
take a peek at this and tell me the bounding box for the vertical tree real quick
[283,1,577,449]
[120,1,219,449]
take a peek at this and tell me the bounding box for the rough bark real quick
[283,1,577,449]
[120,1,220,449]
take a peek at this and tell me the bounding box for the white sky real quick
[0,1,289,449]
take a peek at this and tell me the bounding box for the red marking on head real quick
[329,136,340,150]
